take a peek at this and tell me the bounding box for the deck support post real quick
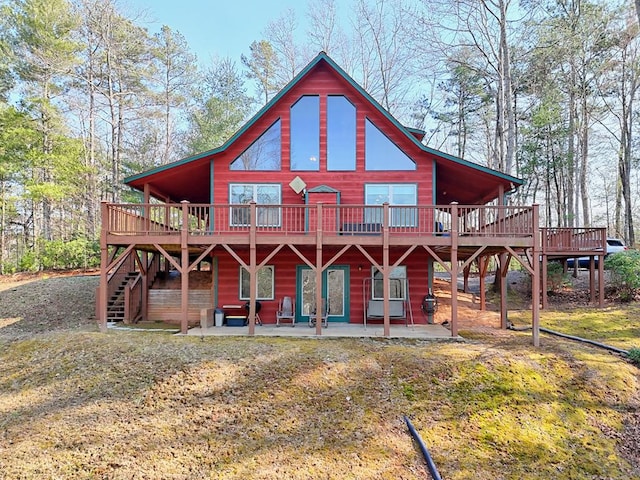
[463,264,470,293]
[598,228,605,307]
[99,201,109,332]
[478,256,487,311]
[499,253,508,329]
[382,203,390,337]
[532,204,540,347]
[450,202,458,337]
[315,203,323,336]
[589,257,596,304]
[180,201,189,334]
[248,202,257,336]
[541,254,548,309]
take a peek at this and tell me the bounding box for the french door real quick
[295,265,350,323]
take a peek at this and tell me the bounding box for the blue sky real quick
[127,0,308,65]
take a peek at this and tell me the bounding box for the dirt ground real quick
[0,268,639,475]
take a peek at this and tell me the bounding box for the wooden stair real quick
[107,272,138,323]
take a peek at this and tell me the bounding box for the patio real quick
[186,322,459,340]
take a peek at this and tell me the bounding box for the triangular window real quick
[230,119,281,170]
[365,119,416,171]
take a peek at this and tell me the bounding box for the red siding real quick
[210,60,438,325]
[213,62,434,207]
[214,246,434,325]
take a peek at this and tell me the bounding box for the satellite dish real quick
[289,176,307,195]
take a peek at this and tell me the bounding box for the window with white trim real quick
[240,265,275,300]
[372,266,406,300]
[229,184,281,227]
[364,184,417,227]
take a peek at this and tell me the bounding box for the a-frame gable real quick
[125,51,522,205]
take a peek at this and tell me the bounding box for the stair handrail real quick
[124,272,143,323]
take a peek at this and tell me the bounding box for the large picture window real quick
[240,266,275,300]
[229,184,281,227]
[365,184,417,227]
[290,96,320,171]
[230,120,281,170]
[372,266,406,300]
[365,118,416,171]
[327,96,356,171]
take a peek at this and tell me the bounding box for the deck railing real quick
[540,227,607,253]
[104,202,539,239]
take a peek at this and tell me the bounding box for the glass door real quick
[296,265,349,323]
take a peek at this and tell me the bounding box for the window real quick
[229,184,281,227]
[240,266,275,300]
[327,96,356,171]
[365,118,416,171]
[372,266,406,300]
[230,120,281,170]
[290,96,320,171]
[365,184,417,227]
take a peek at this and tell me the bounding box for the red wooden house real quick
[98,52,607,346]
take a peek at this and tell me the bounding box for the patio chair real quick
[308,298,329,328]
[276,296,296,327]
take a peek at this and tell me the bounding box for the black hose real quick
[404,415,442,480]
[507,324,629,356]
[539,327,629,355]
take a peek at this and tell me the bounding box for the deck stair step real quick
[107,272,138,322]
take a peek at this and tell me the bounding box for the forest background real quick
[0,0,638,273]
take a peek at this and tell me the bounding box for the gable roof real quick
[125,52,522,205]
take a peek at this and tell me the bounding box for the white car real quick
[567,238,628,268]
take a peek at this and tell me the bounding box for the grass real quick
[509,305,640,352]
[0,332,638,479]
[1,273,639,479]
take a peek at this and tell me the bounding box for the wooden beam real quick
[287,244,316,270]
[188,244,216,272]
[248,202,258,336]
[422,245,451,274]
[257,243,286,269]
[383,203,390,337]
[391,244,418,269]
[450,202,459,337]
[221,244,249,271]
[355,244,382,272]
[531,204,541,347]
[496,253,507,329]
[180,201,189,335]
[153,244,182,272]
[315,203,323,336]
[322,244,352,272]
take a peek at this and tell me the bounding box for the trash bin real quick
[214,307,224,327]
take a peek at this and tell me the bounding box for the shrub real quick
[40,238,100,270]
[547,261,571,292]
[628,348,640,366]
[16,238,100,272]
[605,250,640,301]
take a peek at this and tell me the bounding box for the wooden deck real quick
[99,201,607,346]
[103,202,539,253]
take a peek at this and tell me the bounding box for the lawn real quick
[0,273,639,479]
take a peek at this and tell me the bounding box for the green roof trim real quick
[125,51,523,188]
[125,52,335,184]
[307,184,340,193]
